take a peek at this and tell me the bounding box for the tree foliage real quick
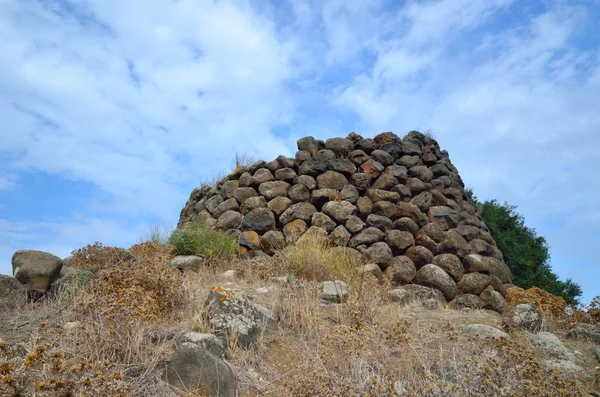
[478,199,582,305]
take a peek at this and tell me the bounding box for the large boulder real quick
[170,255,203,271]
[0,275,28,306]
[165,342,236,396]
[505,303,542,332]
[387,284,445,304]
[322,201,358,223]
[531,332,575,361]
[203,287,277,350]
[384,256,416,284]
[12,250,63,293]
[241,208,276,234]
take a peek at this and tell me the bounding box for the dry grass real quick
[1,237,598,396]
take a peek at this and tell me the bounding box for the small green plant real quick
[167,221,238,261]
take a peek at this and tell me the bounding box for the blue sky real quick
[1,0,599,303]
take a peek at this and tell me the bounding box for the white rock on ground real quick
[321,280,349,303]
[531,332,576,361]
[462,324,510,339]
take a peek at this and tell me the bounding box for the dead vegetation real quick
[1,232,599,396]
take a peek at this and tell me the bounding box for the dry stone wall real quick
[177,131,513,311]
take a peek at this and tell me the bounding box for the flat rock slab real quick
[321,280,349,303]
[462,324,510,339]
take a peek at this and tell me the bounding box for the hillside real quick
[1,131,599,396]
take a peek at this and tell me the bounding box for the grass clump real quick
[167,221,238,261]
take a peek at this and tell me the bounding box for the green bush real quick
[167,222,238,261]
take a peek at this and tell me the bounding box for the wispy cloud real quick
[1,0,598,301]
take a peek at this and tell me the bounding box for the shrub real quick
[167,222,238,261]
[69,242,134,273]
[505,286,566,318]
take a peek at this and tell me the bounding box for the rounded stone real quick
[350,173,373,191]
[340,184,359,203]
[267,196,292,216]
[241,208,276,234]
[312,212,337,233]
[357,196,373,218]
[325,137,354,155]
[385,230,414,255]
[260,231,286,255]
[408,165,433,182]
[432,254,464,282]
[371,175,399,190]
[366,189,400,203]
[384,256,416,284]
[349,227,385,248]
[373,200,396,218]
[327,159,357,175]
[288,184,311,203]
[329,225,352,247]
[253,168,275,184]
[348,150,370,166]
[371,150,394,166]
[283,219,308,243]
[345,215,366,234]
[279,202,318,225]
[451,294,484,310]
[294,175,317,190]
[216,210,243,230]
[393,217,419,235]
[457,272,491,295]
[404,246,434,269]
[274,168,297,181]
[233,187,258,204]
[364,242,393,269]
[259,181,290,200]
[316,171,349,190]
[240,196,267,214]
[415,264,457,301]
[322,201,357,223]
[366,214,393,231]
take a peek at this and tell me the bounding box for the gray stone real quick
[433,254,464,282]
[380,142,402,161]
[258,181,290,200]
[329,225,352,247]
[364,242,393,268]
[410,191,432,212]
[325,138,354,155]
[391,184,412,201]
[295,150,312,165]
[404,246,434,268]
[408,165,433,182]
[275,155,296,169]
[327,159,357,175]
[316,171,349,190]
[298,226,329,246]
[253,168,274,184]
[415,264,457,301]
[315,149,336,162]
[348,150,370,166]
[360,263,384,283]
[165,342,236,396]
[371,150,393,166]
[283,219,308,243]
[297,136,323,153]
[340,184,359,203]
[220,180,239,199]
[322,280,349,303]
[366,214,393,231]
[240,196,267,213]
[479,289,505,313]
[12,250,63,293]
[233,187,258,205]
[294,175,317,190]
[205,194,224,215]
[298,159,327,177]
[216,210,243,231]
[288,183,311,203]
[356,138,377,153]
[451,294,484,309]
[457,272,491,295]
[442,230,472,258]
[204,288,277,349]
[462,324,510,339]
[345,215,366,234]
[179,332,227,359]
[171,255,203,271]
[241,208,276,234]
[350,173,373,191]
[531,332,575,361]
[312,212,337,233]
[398,155,420,168]
[279,202,318,225]
[0,275,27,306]
[213,198,239,219]
[565,327,600,344]
[366,189,400,203]
[357,196,373,218]
[427,206,459,230]
[388,284,445,304]
[349,227,385,248]
[248,160,268,174]
[385,230,414,254]
[322,201,357,223]
[267,196,292,216]
[540,360,584,379]
[260,231,286,255]
[507,303,542,333]
[310,188,335,208]
[393,217,419,235]
[373,200,396,218]
[406,177,429,195]
[274,167,297,181]
[384,256,416,284]
[371,174,398,190]
[360,159,385,179]
[397,202,428,227]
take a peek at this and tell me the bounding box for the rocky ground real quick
[1,242,599,396]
